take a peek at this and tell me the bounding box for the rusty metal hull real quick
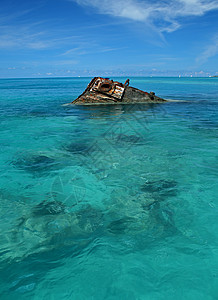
[72,77,167,105]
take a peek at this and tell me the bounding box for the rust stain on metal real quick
[71,77,167,105]
[90,77,125,100]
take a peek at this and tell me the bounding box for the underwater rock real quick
[0,201,104,263]
[106,189,174,236]
[0,184,183,264]
[71,77,167,105]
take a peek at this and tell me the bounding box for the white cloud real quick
[196,34,218,64]
[60,44,126,56]
[0,23,52,49]
[72,0,218,32]
[61,47,85,56]
[0,24,82,50]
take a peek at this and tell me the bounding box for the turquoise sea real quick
[0,77,218,299]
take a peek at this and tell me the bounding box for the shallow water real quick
[0,77,218,299]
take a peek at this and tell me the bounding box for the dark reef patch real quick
[12,153,60,175]
[116,133,144,145]
[107,217,134,234]
[32,200,66,217]
[141,179,177,198]
[76,205,104,233]
[63,141,91,155]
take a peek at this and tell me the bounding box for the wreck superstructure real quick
[72,77,167,105]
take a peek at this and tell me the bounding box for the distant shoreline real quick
[0,76,218,80]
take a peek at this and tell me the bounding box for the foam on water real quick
[0,77,218,299]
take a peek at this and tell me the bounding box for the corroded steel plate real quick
[90,78,125,100]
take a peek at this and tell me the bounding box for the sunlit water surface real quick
[0,77,218,299]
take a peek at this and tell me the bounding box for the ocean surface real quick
[0,77,218,299]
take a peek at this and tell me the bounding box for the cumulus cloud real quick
[72,0,218,32]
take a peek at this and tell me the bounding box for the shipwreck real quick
[71,77,167,105]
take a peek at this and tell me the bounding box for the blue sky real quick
[1,0,218,77]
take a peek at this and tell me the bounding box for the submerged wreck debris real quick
[72,77,167,105]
